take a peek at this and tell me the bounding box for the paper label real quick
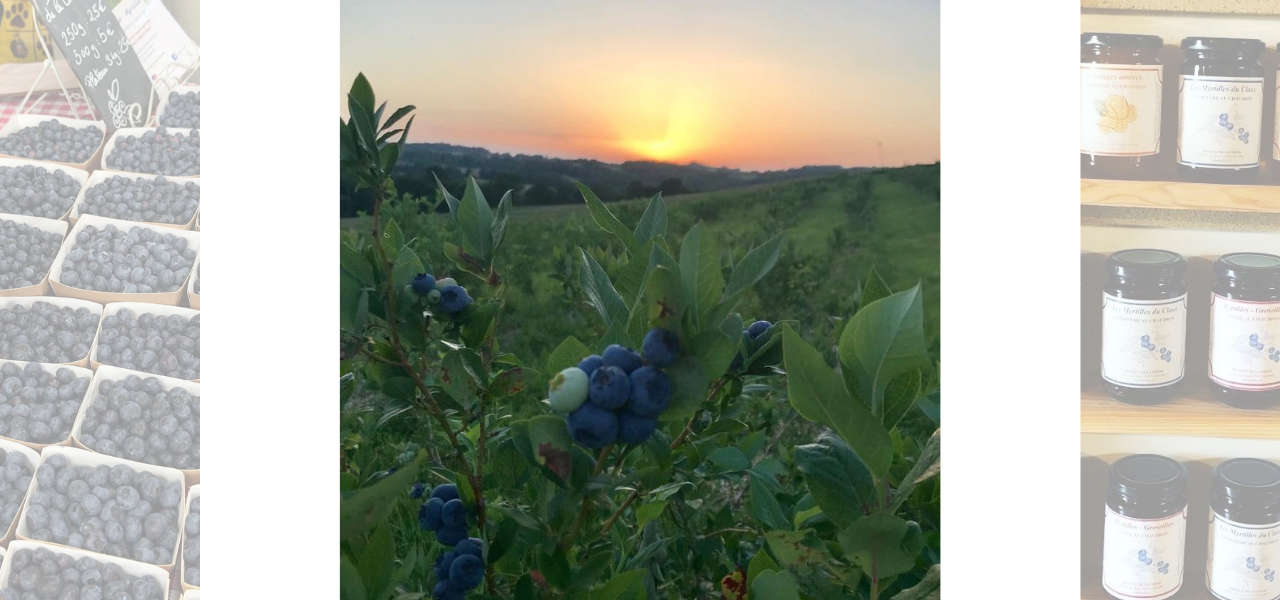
[1082,64,1163,156]
[1101,294,1188,387]
[1207,512,1280,600]
[1178,75,1265,168]
[1209,295,1280,391]
[1103,505,1187,600]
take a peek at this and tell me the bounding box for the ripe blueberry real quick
[449,553,484,589]
[641,328,680,367]
[412,274,435,295]
[430,484,460,502]
[566,402,619,449]
[548,367,589,413]
[436,524,468,546]
[434,551,456,579]
[617,410,658,445]
[420,497,444,530]
[601,344,643,373]
[588,365,631,410]
[455,537,484,559]
[627,366,672,417]
[441,499,468,529]
[439,285,473,314]
[577,355,603,377]
[433,579,464,600]
[747,320,772,339]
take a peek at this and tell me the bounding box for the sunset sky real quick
[341,0,939,171]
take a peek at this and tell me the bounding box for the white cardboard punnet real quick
[0,359,93,451]
[0,540,169,596]
[100,127,199,179]
[69,170,200,230]
[0,157,90,221]
[0,438,40,545]
[48,214,201,306]
[0,213,67,297]
[153,85,200,129]
[186,254,199,310]
[0,296,103,368]
[181,483,199,590]
[16,446,186,572]
[88,302,200,382]
[0,114,108,171]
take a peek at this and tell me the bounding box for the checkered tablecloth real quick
[0,92,97,129]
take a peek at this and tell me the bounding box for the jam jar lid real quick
[1214,252,1280,286]
[1110,454,1188,500]
[1082,32,1163,49]
[1213,458,1280,504]
[1181,37,1266,53]
[1107,249,1187,281]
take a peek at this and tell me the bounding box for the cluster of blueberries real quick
[1139,335,1173,363]
[0,119,103,164]
[1137,550,1168,574]
[411,274,474,315]
[0,545,164,600]
[417,484,485,599]
[80,175,200,225]
[0,218,63,291]
[77,375,200,470]
[1248,334,1280,363]
[548,328,680,449]
[0,302,100,364]
[23,453,184,565]
[0,449,33,529]
[159,91,200,129]
[104,127,200,177]
[59,224,197,294]
[0,362,90,445]
[1245,557,1274,581]
[1219,113,1250,144]
[0,164,81,219]
[94,309,200,380]
[183,494,200,586]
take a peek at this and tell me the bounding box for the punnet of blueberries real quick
[0,119,104,164]
[415,275,474,315]
[94,309,200,380]
[0,301,100,363]
[0,545,165,600]
[0,218,62,290]
[77,373,200,470]
[79,175,200,225]
[22,451,184,565]
[159,91,200,129]
[0,164,82,219]
[192,264,200,295]
[419,483,486,599]
[104,127,199,177]
[550,328,679,449]
[0,448,34,529]
[59,223,196,294]
[0,361,90,444]
[183,493,200,586]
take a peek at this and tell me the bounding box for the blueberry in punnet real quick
[436,524,468,546]
[435,277,458,289]
[449,553,485,588]
[441,498,468,529]
[455,537,484,559]
[578,354,603,377]
[628,366,672,417]
[548,367,589,413]
[588,365,631,410]
[641,327,680,367]
[421,497,444,530]
[747,320,772,339]
[602,344,643,373]
[431,483,460,502]
[439,285,473,314]
[412,274,435,295]
[617,410,658,445]
[566,402,619,449]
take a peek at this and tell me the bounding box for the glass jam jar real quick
[1206,458,1280,600]
[1177,37,1266,183]
[1209,253,1280,410]
[1274,42,1280,184]
[1100,249,1188,405]
[1081,33,1165,180]
[1103,454,1189,600]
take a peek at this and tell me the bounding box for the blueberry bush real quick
[340,75,941,600]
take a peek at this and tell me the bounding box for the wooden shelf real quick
[1081,179,1280,214]
[1081,389,1280,439]
[1082,0,1280,15]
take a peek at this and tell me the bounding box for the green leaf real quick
[648,481,693,501]
[488,367,530,400]
[661,356,709,421]
[525,415,574,484]
[765,530,825,570]
[747,547,780,587]
[643,265,683,331]
[783,328,892,477]
[838,285,930,424]
[722,233,784,303]
[380,105,415,132]
[349,74,375,117]
[752,570,800,600]
[435,173,460,218]
[707,447,751,474]
[341,243,375,285]
[379,143,399,174]
[838,513,926,581]
[357,521,396,600]
[538,549,572,589]
[492,190,513,252]
[794,505,824,529]
[381,377,416,401]
[515,574,535,600]
[391,247,424,289]
[348,97,378,161]
[794,432,875,529]
[339,452,423,540]
[633,193,667,244]
[461,302,500,349]
[340,554,367,600]
[749,472,788,531]
[690,329,738,381]
[889,564,940,600]
[439,351,481,406]
[590,569,647,600]
[917,390,940,425]
[443,242,488,278]
[635,500,667,529]
[379,218,403,260]
[353,292,369,337]
[891,428,940,512]
[576,182,636,251]
[882,368,923,432]
[458,177,495,262]
[678,224,724,327]
[547,336,593,375]
[615,241,654,308]
[488,516,521,564]
[860,266,892,308]
[580,249,630,329]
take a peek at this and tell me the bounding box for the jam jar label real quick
[1206,512,1280,600]
[1103,505,1187,600]
[1209,295,1280,391]
[1102,294,1188,388]
[1081,64,1163,156]
[1178,75,1265,168]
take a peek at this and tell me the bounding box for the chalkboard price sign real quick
[36,0,154,131]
